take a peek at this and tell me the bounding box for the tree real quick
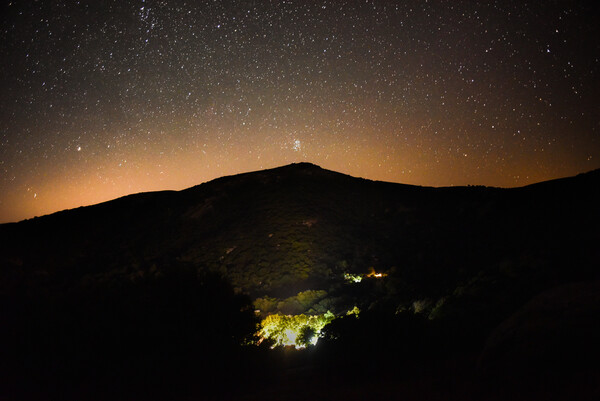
[297,325,317,347]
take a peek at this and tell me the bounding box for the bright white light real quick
[283,328,297,346]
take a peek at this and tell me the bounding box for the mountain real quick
[1,163,598,304]
[1,162,599,400]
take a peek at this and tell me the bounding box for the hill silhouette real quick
[1,163,599,400]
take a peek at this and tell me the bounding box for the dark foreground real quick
[1,164,599,400]
[2,279,599,400]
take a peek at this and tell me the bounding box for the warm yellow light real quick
[366,267,387,278]
[257,312,335,349]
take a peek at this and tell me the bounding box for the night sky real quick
[1,1,598,223]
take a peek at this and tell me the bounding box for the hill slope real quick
[1,163,599,399]
[1,163,598,315]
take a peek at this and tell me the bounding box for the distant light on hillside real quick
[344,269,387,283]
[366,268,388,278]
[344,273,362,283]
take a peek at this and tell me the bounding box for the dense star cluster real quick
[0,0,598,223]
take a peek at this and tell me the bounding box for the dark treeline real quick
[0,264,264,400]
[3,266,597,400]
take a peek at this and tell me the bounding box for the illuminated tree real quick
[257,312,335,348]
[297,326,316,347]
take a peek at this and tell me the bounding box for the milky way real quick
[1,1,598,223]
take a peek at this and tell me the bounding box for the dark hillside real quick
[1,163,598,321]
[1,163,598,400]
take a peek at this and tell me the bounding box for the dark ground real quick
[1,163,598,400]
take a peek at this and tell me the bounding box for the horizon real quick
[1,2,598,224]
[1,161,596,224]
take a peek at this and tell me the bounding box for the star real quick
[0,1,597,223]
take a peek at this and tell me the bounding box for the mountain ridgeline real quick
[1,163,599,400]
[2,163,598,304]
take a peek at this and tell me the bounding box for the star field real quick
[1,0,598,223]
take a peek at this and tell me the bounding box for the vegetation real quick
[257,312,335,348]
[0,264,258,399]
[0,163,598,399]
